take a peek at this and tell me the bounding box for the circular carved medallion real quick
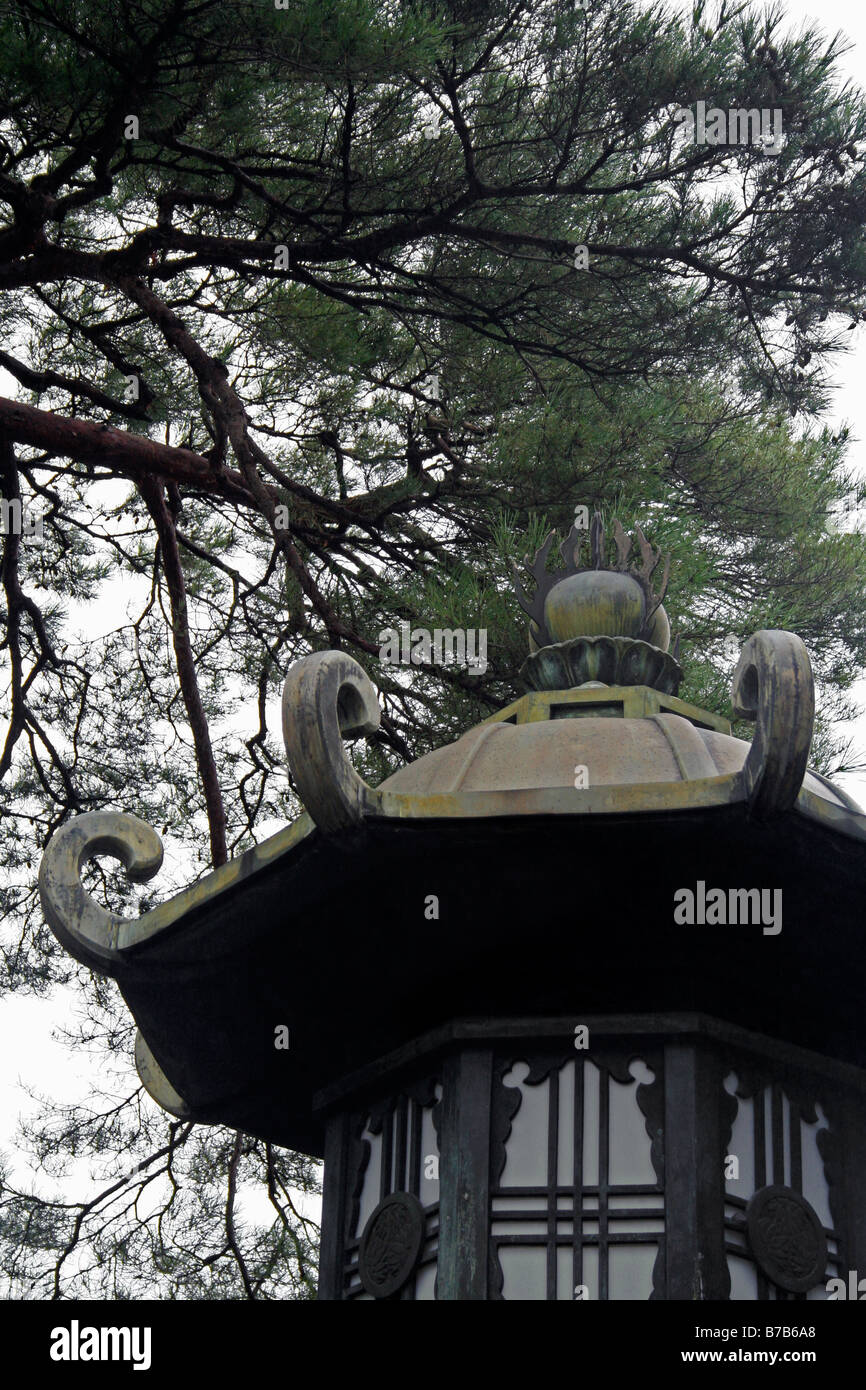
[745,1184,828,1293]
[358,1192,425,1299]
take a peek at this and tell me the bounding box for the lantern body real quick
[319,1016,865,1301]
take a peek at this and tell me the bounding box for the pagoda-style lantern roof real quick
[39,516,866,1160]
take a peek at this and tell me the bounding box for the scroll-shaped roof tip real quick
[38,810,164,970]
[732,629,815,818]
[282,649,381,834]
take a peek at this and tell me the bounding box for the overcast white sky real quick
[2,0,866,1266]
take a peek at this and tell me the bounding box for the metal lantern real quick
[40,516,866,1300]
